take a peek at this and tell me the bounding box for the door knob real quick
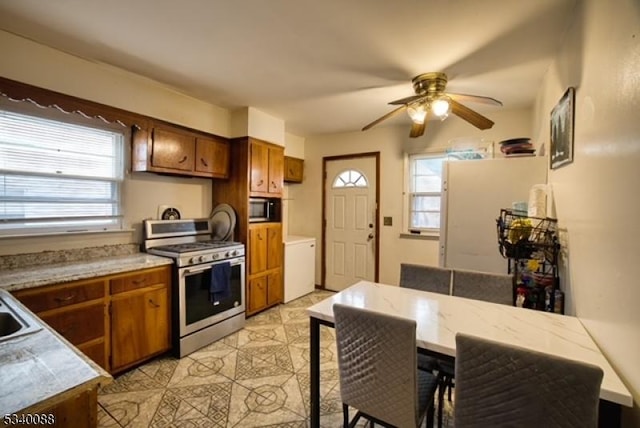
[367,233,374,241]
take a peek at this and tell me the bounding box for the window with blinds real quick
[0,108,124,235]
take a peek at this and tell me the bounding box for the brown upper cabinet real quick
[284,156,304,183]
[132,121,230,179]
[250,140,284,197]
[151,126,195,172]
[196,136,229,177]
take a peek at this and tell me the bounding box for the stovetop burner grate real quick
[152,241,242,254]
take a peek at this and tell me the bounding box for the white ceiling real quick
[0,0,578,136]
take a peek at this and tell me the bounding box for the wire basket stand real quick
[496,209,562,312]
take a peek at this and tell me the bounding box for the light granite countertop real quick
[0,289,112,415]
[0,253,173,292]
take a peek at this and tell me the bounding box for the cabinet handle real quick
[258,179,264,186]
[54,294,76,302]
[149,299,161,308]
[133,278,147,285]
[200,157,208,167]
[178,156,188,164]
[258,233,263,240]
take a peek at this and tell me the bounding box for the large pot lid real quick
[210,203,236,241]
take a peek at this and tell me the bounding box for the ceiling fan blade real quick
[448,93,503,106]
[389,94,426,105]
[362,105,407,131]
[449,99,495,130]
[409,121,426,138]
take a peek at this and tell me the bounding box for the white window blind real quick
[0,108,124,235]
[408,154,446,232]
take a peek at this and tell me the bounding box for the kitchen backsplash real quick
[0,243,140,270]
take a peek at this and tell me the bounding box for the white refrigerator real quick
[439,156,548,274]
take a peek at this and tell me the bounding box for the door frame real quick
[321,152,380,288]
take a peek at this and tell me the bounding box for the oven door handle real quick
[183,259,245,276]
[183,265,212,276]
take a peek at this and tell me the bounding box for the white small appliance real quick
[284,236,316,302]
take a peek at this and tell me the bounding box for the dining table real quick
[307,280,632,428]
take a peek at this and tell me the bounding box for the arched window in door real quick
[332,169,368,188]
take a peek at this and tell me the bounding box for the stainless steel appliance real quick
[143,218,245,357]
[249,197,280,222]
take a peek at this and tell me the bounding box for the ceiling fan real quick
[362,72,502,138]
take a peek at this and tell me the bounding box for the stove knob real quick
[225,252,230,258]
[198,255,206,263]
[212,253,219,260]
[189,257,196,264]
[231,250,238,256]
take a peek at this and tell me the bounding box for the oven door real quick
[178,257,245,337]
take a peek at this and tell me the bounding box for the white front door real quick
[324,157,377,291]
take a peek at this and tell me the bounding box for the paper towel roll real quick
[528,184,547,217]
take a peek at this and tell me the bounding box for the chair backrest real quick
[333,303,420,428]
[451,269,513,305]
[399,263,451,295]
[454,333,603,428]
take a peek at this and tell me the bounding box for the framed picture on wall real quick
[550,87,575,169]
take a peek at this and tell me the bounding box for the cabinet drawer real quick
[14,280,105,313]
[40,303,105,345]
[110,267,169,294]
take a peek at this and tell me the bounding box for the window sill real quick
[399,232,440,241]
[0,228,136,240]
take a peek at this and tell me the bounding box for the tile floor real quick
[97,290,453,427]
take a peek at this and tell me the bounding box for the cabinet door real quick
[195,136,229,178]
[248,276,268,313]
[249,225,268,274]
[111,284,170,371]
[40,303,105,346]
[267,270,283,306]
[268,147,284,195]
[284,156,304,183]
[250,143,269,193]
[267,224,283,270]
[151,126,195,171]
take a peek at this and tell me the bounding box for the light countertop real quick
[0,289,111,415]
[0,253,173,292]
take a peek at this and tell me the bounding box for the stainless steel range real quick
[143,218,245,358]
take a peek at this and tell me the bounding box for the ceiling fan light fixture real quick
[407,103,428,124]
[431,96,451,119]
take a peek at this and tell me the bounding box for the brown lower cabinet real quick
[12,265,171,374]
[248,272,282,312]
[9,385,99,428]
[247,223,283,315]
[110,283,170,372]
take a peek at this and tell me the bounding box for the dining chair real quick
[454,332,604,428]
[399,263,454,427]
[451,268,513,306]
[332,303,438,428]
[399,263,452,296]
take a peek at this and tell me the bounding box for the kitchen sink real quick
[0,290,42,342]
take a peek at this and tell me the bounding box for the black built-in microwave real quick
[249,198,280,222]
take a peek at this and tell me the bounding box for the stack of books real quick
[499,138,536,157]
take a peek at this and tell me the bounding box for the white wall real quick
[289,107,533,285]
[533,0,640,423]
[0,30,230,254]
[230,107,286,146]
